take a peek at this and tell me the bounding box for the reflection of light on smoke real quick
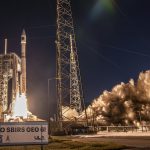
[83,71,150,126]
[12,93,28,119]
[62,106,79,120]
[4,93,39,122]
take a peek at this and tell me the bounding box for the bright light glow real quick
[90,0,114,20]
[12,93,28,119]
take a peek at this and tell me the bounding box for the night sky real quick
[0,0,150,120]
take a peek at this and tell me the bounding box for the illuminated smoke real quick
[84,71,150,126]
[62,106,79,121]
[12,93,28,119]
[4,93,40,122]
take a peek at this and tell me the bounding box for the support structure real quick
[56,0,84,122]
[70,35,82,112]
[0,29,25,118]
[0,53,21,117]
[0,54,12,115]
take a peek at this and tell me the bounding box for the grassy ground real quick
[0,136,129,150]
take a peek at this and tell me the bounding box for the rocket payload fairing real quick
[21,29,27,95]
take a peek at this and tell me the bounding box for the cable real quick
[80,41,121,70]
[80,37,150,58]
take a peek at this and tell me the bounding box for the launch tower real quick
[0,50,21,117]
[56,0,85,122]
[0,30,27,118]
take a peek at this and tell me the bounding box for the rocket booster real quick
[21,29,26,95]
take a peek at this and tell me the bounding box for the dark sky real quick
[0,0,150,120]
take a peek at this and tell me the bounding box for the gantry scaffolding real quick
[0,53,21,118]
[56,0,86,124]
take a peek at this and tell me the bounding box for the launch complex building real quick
[0,30,27,120]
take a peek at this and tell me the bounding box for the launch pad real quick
[0,30,39,121]
[0,30,48,145]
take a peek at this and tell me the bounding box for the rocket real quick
[20,29,27,95]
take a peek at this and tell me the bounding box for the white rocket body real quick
[21,29,26,95]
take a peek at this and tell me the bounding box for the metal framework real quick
[56,0,84,121]
[0,53,21,117]
[0,30,27,118]
[70,35,82,112]
[0,54,12,115]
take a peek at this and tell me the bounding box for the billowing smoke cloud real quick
[83,71,150,126]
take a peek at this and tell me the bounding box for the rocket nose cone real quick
[22,29,26,36]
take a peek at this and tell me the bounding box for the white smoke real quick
[84,70,150,126]
[62,106,79,121]
[5,94,39,122]
[12,93,28,118]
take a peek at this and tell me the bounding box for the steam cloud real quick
[84,70,150,126]
[62,106,79,121]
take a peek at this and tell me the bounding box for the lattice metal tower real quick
[0,37,23,118]
[70,35,82,112]
[0,53,21,117]
[0,54,12,115]
[56,0,84,121]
